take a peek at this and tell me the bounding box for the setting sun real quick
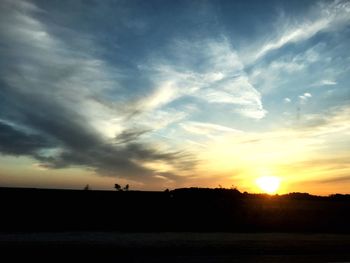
[256,176,281,194]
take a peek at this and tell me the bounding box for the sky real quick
[0,0,349,194]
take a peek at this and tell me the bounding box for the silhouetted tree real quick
[124,184,129,191]
[230,185,238,190]
[83,184,90,190]
[114,184,121,191]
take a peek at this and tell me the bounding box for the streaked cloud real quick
[311,79,337,87]
[180,121,242,137]
[143,39,267,119]
[248,44,323,94]
[244,0,350,63]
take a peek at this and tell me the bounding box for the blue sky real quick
[0,0,349,193]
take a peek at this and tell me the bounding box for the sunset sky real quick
[0,0,349,194]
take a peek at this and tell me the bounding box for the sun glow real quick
[256,176,281,194]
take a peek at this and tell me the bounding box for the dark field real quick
[1,232,350,262]
[1,187,350,233]
[1,187,350,261]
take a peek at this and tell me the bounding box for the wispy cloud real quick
[141,38,267,119]
[294,105,350,135]
[180,121,242,137]
[245,0,350,63]
[249,44,322,94]
[311,79,337,87]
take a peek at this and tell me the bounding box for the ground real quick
[1,232,350,262]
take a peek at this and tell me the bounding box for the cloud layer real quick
[0,0,349,192]
[0,0,195,183]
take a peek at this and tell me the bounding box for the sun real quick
[256,176,281,194]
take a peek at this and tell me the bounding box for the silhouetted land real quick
[1,187,349,233]
[1,187,350,261]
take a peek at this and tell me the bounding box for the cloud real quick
[197,75,264,108]
[318,175,350,184]
[0,0,195,182]
[1,0,348,191]
[180,121,242,137]
[114,128,151,144]
[36,142,193,179]
[193,105,350,188]
[282,156,350,188]
[321,80,337,86]
[129,108,188,132]
[248,44,323,94]
[136,81,181,111]
[246,0,350,63]
[141,38,267,119]
[0,120,53,156]
[294,105,350,134]
[311,79,337,87]
[269,60,305,73]
[299,92,312,104]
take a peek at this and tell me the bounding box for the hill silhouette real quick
[1,186,349,233]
